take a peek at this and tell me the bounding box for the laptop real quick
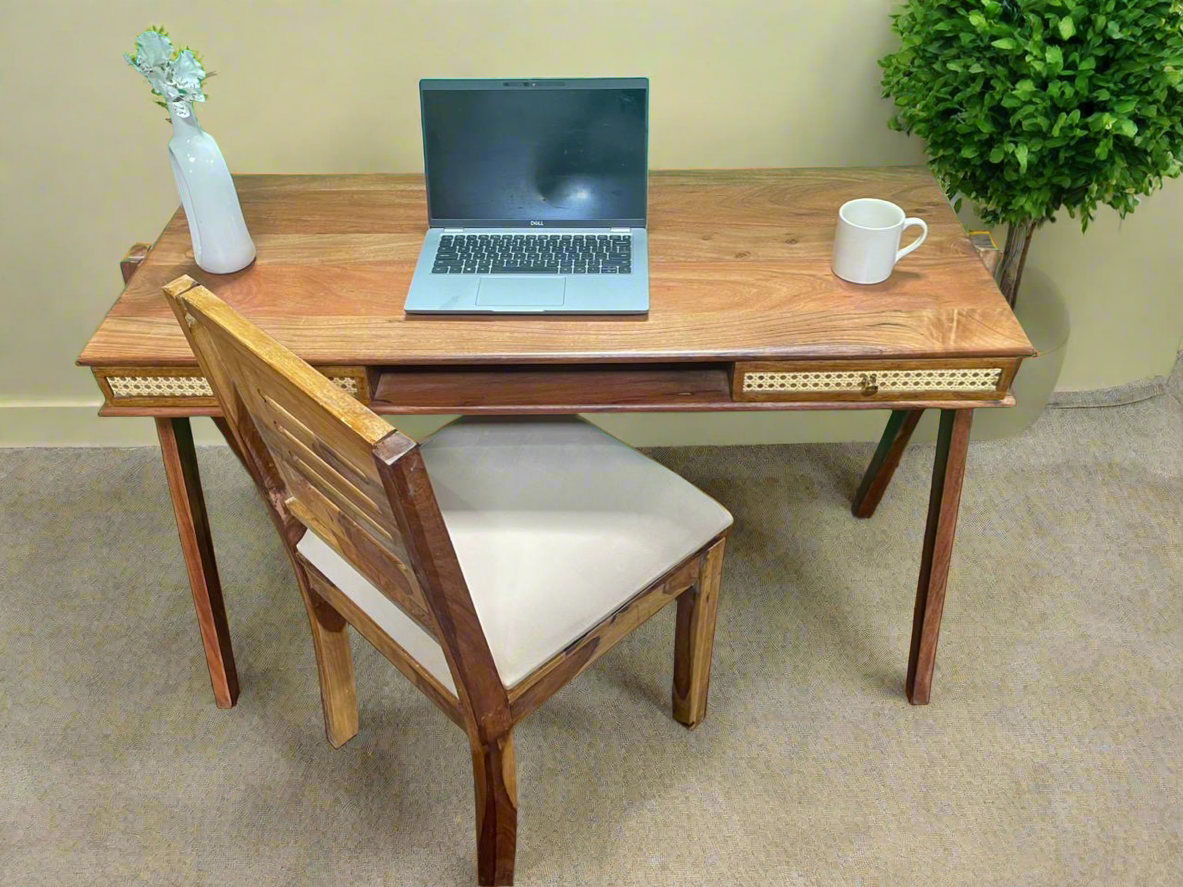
[405,78,650,314]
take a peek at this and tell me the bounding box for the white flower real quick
[132,30,174,71]
[169,50,206,101]
[125,28,210,112]
[171,50,204,89]
[158,78,184,102]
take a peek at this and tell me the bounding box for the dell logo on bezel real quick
[529,220,544,226]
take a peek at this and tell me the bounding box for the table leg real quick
[906,409,973,705]
[156,416,240,708]
[852,409,924,518]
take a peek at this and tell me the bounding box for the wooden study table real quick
[78,168,1034,709]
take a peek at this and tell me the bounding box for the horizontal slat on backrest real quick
[282,475,435,632]
[261,392,391,505]
[171,283,437,637]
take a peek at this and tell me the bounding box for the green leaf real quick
[1058,16,1076,40]
[989,146,1006,163]
[1015,143,1029,172]
[1045,45,1063,68]
[1116,118,1138,137]
[992,37,1018,50]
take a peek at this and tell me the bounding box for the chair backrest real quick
[161,275,508,732]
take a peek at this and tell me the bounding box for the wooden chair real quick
[161,275,732,885]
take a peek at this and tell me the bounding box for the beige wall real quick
[2,0,1180,446]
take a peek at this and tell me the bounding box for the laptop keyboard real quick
[431,233,632,275]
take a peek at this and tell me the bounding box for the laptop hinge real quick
[443,227,464,232]
[610,227,630,233]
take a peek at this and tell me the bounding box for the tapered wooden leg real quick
[852,409,925,519]
[294,567,358,748]
[155,416,240,709]
[471,731,517,886]
[672,537,726,728]
[906,409,973,705]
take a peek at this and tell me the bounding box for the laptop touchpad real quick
[476,277,566,307]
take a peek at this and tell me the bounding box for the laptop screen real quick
[420,79,648,228]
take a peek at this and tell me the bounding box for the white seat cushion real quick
[296,416,732,692]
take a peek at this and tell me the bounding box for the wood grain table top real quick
[78,168,1034,368]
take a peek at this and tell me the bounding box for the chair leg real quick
[294,566,358,748]
[471,730,518,886]
[672,537,726,728]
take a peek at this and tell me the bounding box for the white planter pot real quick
[897,267,1070,444]
[168,102,256,274]
[969,267,1070,440]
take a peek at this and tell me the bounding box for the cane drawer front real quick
[732,359,1019,403]
[93,365,371,409]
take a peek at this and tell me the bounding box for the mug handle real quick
[896,218,928,263]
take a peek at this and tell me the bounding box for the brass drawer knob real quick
[860,373,879,396]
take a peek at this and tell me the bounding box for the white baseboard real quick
[0,403,452,447]
[1049,352,1181,409]
[0,403,228,447]
[5,366,1174,449]
[3,401,911,448]
[1049,376,1169,408]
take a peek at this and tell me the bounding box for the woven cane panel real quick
[741,368,1003,394]
[329,376,361,396]
[107,374,361,399]
[107,375,214,398]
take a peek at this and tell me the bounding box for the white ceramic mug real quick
[831,198,928,285]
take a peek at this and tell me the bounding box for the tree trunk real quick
[997,218,1039,309]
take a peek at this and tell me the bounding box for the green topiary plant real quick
[880,0,1183,306]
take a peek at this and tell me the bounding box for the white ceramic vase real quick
[168,102,256,274]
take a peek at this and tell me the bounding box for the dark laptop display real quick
[421,81,648,228]
[406,78,650,314]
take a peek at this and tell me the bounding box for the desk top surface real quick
[79,168,1033,367]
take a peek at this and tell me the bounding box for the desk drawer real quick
[732,359,1019,404]
[93,365,370,410]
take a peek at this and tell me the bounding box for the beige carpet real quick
[3,376,1182,886]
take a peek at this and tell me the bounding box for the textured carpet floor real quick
[3,379,1182,886]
